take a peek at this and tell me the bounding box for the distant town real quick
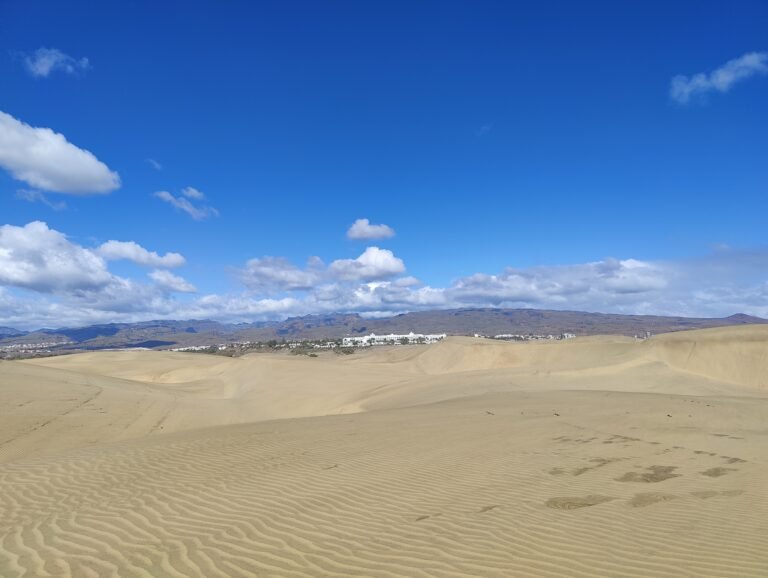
[491,333,576,341]
[0,340,74,359]
[0,329,673,360]
[170,331,587,358]
[170,332,449,356]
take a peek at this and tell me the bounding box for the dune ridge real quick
[1,325,767,576]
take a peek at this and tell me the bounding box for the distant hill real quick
[0,326,24,338]
[2,308,766,353]
[232,309,768,341]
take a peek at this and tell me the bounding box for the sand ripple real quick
[1,389,766,577]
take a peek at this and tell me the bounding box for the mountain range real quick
[1,308,766,351]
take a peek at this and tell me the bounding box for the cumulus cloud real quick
[0,110,120,194]
[0,221,115,293]
[149,270,197,293]
[346,218,395,240]
[23,48,90,78]
[239,247,406,295]
[97,240,185,268]
[671,51,768,104]
[0,222,195,328]
[328,247,406,281]
[155,189,219,220]
[240,256,324,293]
[228,249,768,321]
[3,222,768,329]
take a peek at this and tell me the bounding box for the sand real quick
[0,325,767,576]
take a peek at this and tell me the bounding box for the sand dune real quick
[1,325,767,576]
[648,325,768,388]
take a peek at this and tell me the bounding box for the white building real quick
[342,332,446,347]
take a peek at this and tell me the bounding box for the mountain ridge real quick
[2,308,766,353]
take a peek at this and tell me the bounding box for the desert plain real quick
[0,325,767,577]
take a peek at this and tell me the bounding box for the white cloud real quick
[0,222,194,328]
[97,240,185,268]
[146,158,162,171]
[149,270,196,293]
[240,256,324,292]
[240,247,406,294]
[0,221,114,293]
[3,222,768,329]
[238,247,412,294]
[671,52,768,104]
[181,186,205,200]
[229,249,768,321]
[155,190,219,220]
[392,276,422,287]
[448,258,668,309]
[16,189,66,211]
[346,218,395,240]
[329,247,406,281]
[0,110,120,194]
[176,294,302,324]
[23,48,90,78]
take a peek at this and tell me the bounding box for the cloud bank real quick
[0,110,120,194]
[2,222,768,329]
[671,51,768,103]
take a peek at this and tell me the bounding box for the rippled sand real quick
[1,326,767,576]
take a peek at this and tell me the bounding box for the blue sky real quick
[1,1,767,328]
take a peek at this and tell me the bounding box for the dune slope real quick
[1,325,767,576]
[1,390,766,577]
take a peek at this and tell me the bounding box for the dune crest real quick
[646,326,768,389]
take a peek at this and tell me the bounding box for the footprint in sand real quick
[545,495,615,510]
[691,490,719,499]
[616,465,679,483]
[691,489,744,499]
[572,457,623,476]
[721,456,747,464]
[701,467,736,478]
[629,492,677,507]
